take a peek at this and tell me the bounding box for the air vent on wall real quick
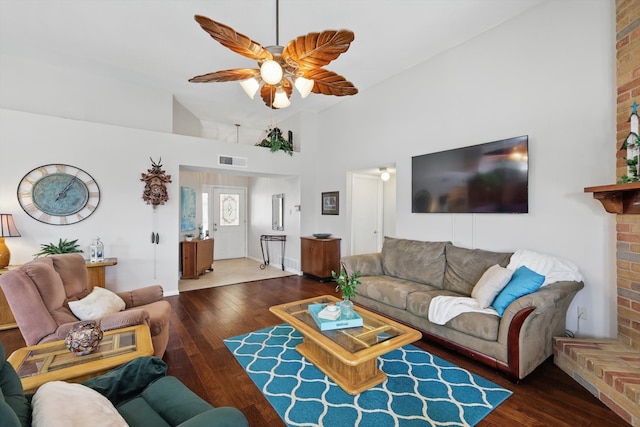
[218,155,247,168]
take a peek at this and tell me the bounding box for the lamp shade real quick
[260,60,283,85]
[272,89,291,109]
[0,214,20,237]
[294,77,314,98]
[239,77,260,99]
[0,214,20,269]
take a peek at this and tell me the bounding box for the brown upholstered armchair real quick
[0,254,170,357]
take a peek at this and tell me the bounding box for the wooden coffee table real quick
[8,324,153,393]
[270,295,421,395]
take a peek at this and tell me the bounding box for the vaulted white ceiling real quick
[0,0,543,133]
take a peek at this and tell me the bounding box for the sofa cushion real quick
[446,311,500,342]
[32,381,128,427]
[356,276,428,310]
[492,266,545,316]
[406,289,461,318]
[381,237,448,288]
[406,290,500,341]
[24,259,67,312]
[471,264,514,308]
[443,244,512,296]
[68,287,126,320]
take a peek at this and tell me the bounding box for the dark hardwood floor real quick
[0,276,627,426]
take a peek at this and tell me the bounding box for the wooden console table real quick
[181,239,214,279]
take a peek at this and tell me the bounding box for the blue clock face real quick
[17,164,100,225]
[32,173,89,216]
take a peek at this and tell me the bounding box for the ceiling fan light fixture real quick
[272,89,291,109]
[260,60,283,85]
[294,76,314,98]
[239,77,260,99]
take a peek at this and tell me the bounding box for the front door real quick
[210,187,247,259]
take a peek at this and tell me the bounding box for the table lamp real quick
[0,214,21,268]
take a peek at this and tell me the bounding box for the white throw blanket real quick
[507,249,584,286]
[428,296,499,325]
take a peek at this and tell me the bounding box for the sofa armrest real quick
[177,407,249,427]
[99,309,151,330]
[117,285,164,309]
[498,280,584,378]
[341,253,384,276]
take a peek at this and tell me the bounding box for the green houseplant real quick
[33,238,83,258]
[332,265,361,316]
[255,127,293,156]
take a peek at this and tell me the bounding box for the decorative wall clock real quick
[17,164,101,225]
[140,157,172,207]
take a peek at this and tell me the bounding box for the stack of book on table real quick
[308,303,363,331]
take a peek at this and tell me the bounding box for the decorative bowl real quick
[313,233,332,239]
[65,320,103,356]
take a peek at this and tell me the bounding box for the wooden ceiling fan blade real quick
[303,69,358,96]
[189,68,260,83]
[283,29,354,71]
[194,15,272,61]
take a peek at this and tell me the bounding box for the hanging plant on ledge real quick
[256,127,293,156]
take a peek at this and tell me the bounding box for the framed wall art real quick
[322,191,339,215]
[180,186,196,232]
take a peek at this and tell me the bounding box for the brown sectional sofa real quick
[341,237,584,380]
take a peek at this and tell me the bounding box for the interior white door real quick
[351,174,383,255]
[211,187,247,259]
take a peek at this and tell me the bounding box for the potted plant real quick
[255,127,293,156]
[185,234,194,242]
[332,264,361,316]
[33,238,83,258]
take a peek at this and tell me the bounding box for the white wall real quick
[0,0,617,339]
[311,0,616,338]
[0,109,306,296]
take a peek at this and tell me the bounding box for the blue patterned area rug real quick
[224,324,512,427]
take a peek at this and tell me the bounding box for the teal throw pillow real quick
[492,266,545,316]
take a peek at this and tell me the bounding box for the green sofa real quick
[342,237,584,380]
[0,340,248,427]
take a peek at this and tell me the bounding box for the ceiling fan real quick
[189,1,358,109]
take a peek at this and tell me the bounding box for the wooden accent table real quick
[85,257,118,290]
[8,324,153,393]
[270,295,421,395]
[300,236,341,281]
[181,239,214,279]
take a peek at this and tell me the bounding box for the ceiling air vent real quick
[218,155,247,168]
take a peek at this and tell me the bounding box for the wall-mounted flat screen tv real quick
[412,135,529,213]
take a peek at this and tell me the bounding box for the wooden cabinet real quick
[301,237,341,281]
[181,239,214,279]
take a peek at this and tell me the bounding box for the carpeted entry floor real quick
[179,257,294,292]
[224,324,512,427]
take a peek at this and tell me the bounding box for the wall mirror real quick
[272,193,284,231]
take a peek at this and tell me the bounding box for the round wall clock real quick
[17,164,101,225]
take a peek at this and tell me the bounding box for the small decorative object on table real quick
[89,236,104,263]
[65,320,103,356]
[312,233,332,239]
[185,234,194,241]
[332,264,361,317]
